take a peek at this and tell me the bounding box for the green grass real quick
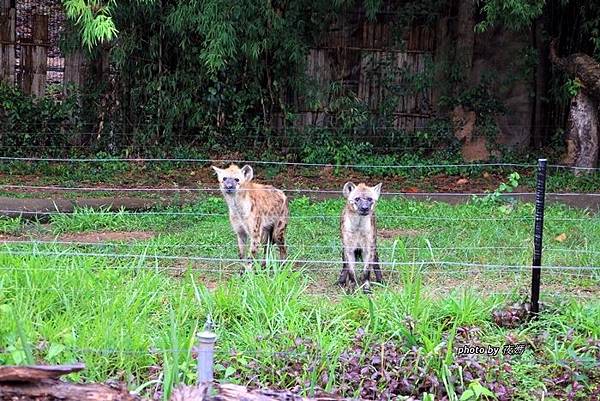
[0,216,22,235]
[0,196,598,400]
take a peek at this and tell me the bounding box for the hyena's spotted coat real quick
[211,164,288,271]
[339,181,383,292]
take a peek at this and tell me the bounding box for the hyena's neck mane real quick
[343,205,376,230]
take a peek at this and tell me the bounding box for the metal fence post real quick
[530,158,547,315]
[197,316,217,386]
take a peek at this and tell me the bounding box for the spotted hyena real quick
[211,164,288,271]
[339,181,383,292]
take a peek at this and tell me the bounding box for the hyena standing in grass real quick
[211,164,289,271]
[339,181,383,292]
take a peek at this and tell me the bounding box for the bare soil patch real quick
[55,230,155,243]
[1,230,155,243]
[378,228,425,239]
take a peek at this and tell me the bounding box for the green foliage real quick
[476,0,545,32]
[472,172,521,206]
[459,380,496,400]
[0,195,598,397]
[0,83,87,156]
[440,83,505,117]
[62,0,121,48]
[564,78,583,98]
[0,217,22,235]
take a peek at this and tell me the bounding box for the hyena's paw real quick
[239,262,253,275]
[361,282,372,294]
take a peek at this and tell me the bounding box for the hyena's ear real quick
[342,182,356,198]
[211,166,223,177]
[241,165,254,181]
[372,183,383,200]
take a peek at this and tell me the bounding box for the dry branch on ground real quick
[0,365,362,401]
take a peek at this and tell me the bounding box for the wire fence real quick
[0,155,598,171]
[3,240,600,257]
[1,159,598,308]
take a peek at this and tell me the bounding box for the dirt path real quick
[0,196,160,220]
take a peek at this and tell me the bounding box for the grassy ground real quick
[0,195,599,400]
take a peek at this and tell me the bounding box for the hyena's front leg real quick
[340,247,358,290]
[338,250,349,287]
[236,229,250,273]
[362,247,376,293]
[372,250,383,283]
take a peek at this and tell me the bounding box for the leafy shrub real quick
[0,83,85,156]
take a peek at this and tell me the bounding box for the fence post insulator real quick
[197,320,217,386]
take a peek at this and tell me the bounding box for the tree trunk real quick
[455,0,475,88]
[563,91,599,171]
[550,41,600,169]
[550,41,600,100]
[531,18,548,149]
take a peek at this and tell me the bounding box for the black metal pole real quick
[531,158,547,315]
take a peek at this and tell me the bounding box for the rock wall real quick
[470,26,534,154]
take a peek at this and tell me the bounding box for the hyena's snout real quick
[222,177,239,193]
[356,198,374,215]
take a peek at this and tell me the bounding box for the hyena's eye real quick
[366,197,373,202]
[234,178,240,182]
[354,197,361,202]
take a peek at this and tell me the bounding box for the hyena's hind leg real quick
[261,225,275,267]
[272,218,288,261]
[371,250,383,284]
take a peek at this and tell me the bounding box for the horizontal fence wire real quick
[1,184,599,198]
[0,155,598,171]
[0,157,538,168]
[1,209,597,222]
[0,185,539,196]
[1,285,595,297]
[2,240,599,254]
[1,249,599,272]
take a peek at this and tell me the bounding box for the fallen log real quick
[0,196,159,221]
[170,383,361,401]
[0,380,141,401]
[0,365,360,401]
[0,364,85,382]
[0,364,139,401]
